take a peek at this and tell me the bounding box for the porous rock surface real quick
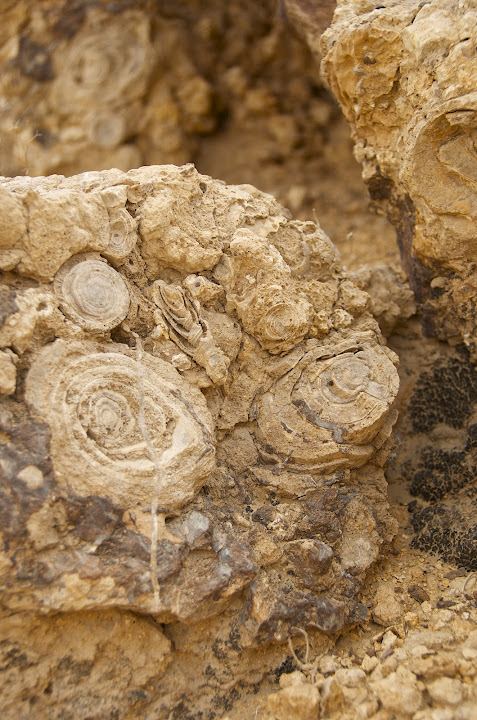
[0,164,400,716]
[315,0,477,355]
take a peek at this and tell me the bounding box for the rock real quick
[267,683,320,720]
[427,677,464,707]
[0,349,16,394]
[279,671,308,689]
[371,667,422,716]
[319,656,340,675]
[372,584,404,627]
[334,667,366,688]
[320,676,345,715]
[431,710,455,720]
[362,655,379,674]
[351,264,416,336]
[408,584,431,604]
[0,165,399,655]
[317,0,477,357]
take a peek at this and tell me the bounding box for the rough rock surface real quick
[258,545,477,720]
[0,0,397,264]
[317,0,477,355]
[0,164,400,717]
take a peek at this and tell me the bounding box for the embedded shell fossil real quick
[255,342,399,472]
[55,257,131,332]
[25,339,216,509]
[152,280,230,384]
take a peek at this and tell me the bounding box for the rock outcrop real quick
[0,165,399,644]
[314,0,477,354]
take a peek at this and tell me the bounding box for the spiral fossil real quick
[252,296,312,354]
[25,340,215,509]
[55,257,130,332]
[255,343,399,472]
[153,280,229,384]
[104,208,138,262]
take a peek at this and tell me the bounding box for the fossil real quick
[1,165,399,650]
[152,280,229,383]
[55,257,131,332]
[255,342,399,472]
[25,339,216,510]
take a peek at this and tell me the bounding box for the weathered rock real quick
[267,682,320,720]
[315,0,477,355]
[0,165,399,640]
[371,667,422,716]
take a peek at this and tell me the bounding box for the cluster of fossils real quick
[1,1,477,718]
[0,164,399,642]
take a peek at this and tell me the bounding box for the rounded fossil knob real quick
[255,344,399,472]
[25,340,216,510]
[55,258,130,332]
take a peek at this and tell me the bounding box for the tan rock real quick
[371,667,422,716]
[0,349,16,394]
[317,0,477,354]
[267,683,320,720]
[427,677,464,707]
[320,676,345,715]
[372,583,404,627]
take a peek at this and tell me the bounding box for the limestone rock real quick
[267,682,320,720]
[317,0,477,354]
[371,667,422,716]
[0,165,398,640]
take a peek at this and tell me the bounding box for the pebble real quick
[427,677,464,706]
[431,710,455,720]
[463,630,477,650]
[361,655,379,674]
[319,656,339,675]
[408,584,430,603]
[267,683,320,720]
[356,699,379,719]
[372,584,404,626]
[279,671,307,688]
[371,668,422,716]
[320,677,344,715]
[333,668,366,688]
[381,629,399,650]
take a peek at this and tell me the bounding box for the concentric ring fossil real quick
[25,340,215,509]
[104,208,138,262]
[55,257,130,332]
[252,296,312,354]
[255,343,399,472]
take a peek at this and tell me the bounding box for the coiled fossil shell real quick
[250,295,312,355]
[52,12,152,112]
[104,207,138,263]
[154,281,203,346]
[153,280,229,384]
[255,343,399,472]
[25,340,215,509]
[55,257,130,332]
